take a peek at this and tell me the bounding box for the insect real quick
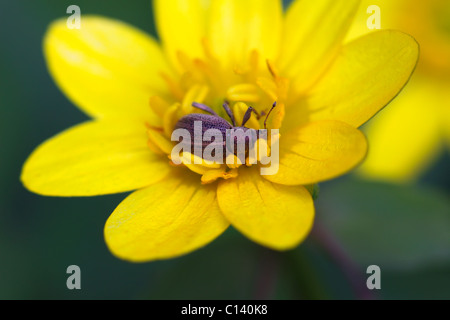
[174,101,276,162]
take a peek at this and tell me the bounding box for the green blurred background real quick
[1,0,449,299]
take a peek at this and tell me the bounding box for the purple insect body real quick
[174,101,276,162]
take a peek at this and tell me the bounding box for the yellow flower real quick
[21,0,418,262]
[348,0,450,182]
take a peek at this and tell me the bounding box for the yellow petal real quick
[104,172,230,262]
[45,16,173,120]
[358,77,443,181]
[345,0,396,42]
[347,0,450,75]
[154,0,210,71]
[265,120,367,185]
[280,0,360,93]
[217,167,314,250]
[444,95,450,148]
[207,0,282,68]
[284,30,419,131]
[21,120,170,196]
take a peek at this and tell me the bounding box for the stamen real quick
[147,139,165,155]
[228,83,259,93]
[176,152,224,178]
[176,51,207,84]
[225,154,243,169]
[266,60,289,102]
[160,72,184,101]
[234,50,260,82]
[147,129,173,154]
[193,59,223,94]
[180,152,222,169]
[256,77,278,102]
[201,168,238,184]
[227,93,261,102]
[176,51,195,73]
[145,122,164,132]
[163,103,181,137]
[227,83,261,102]
[266,59,280,79]
[200,169,224,182]
[182,85,210,114]
[149,96,170,118]
[248,50,260,80]
[201,38,219,66]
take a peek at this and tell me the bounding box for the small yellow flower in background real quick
[21,0,418,262]
[348,0,450,182]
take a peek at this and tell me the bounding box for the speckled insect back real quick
[174,101,276,163]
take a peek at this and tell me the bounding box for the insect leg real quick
[192,102,219,116]
[250,108,262,120]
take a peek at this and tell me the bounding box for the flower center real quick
[146,43,288,184]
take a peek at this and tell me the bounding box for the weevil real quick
[174,101,276,162]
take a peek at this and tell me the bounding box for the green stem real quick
[311,221,377,300]
[253,249,279,299]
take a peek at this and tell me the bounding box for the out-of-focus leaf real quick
[381,264,450,299]
[280,243,351,300]
[317,177,450,270]
[145,228,337,300]
[145,229,267,299]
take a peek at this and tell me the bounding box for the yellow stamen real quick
[163,103,181,137]
[180,152,222,169]
[147,139,165,155]
[227,93,261,103]
[160,72,184,101]
[227,83,261,103]
[256,77,278,102]
[149,95,170,118]
[193,59,223,94]
[201,168,239,184]
[147,128,173,154]
[181,84,210,114]
[234,50,260,80]
[266,59,280,79]
[201,169,226,184]
[226,153,244,168]
[172,152,224,177]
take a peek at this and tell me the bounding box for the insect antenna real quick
[264,102,277,129]
[192,102,218,116]
[241,106,254,127]
[222,101,236,126]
